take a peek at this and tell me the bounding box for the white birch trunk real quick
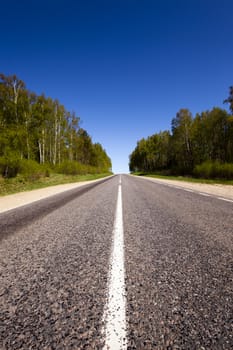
[53,106,58,165]
[42,128,45,164]
[38,141,42,164]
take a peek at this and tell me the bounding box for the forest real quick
[0,73,112,179]
[129,87,233,179]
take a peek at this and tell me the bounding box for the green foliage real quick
[0,157,51,180]
[194,161,233,179]
[170,109,193,173]
[0,156,20,178]
[129,87,233,179]
[18,159,50,181]
[0,73,112,179]
[129,131,170,173]
[57,161,87,175]
[56,160,106,176]
[0,173,111,196]
[224,86,233,113]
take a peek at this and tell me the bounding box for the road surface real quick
[0,175,232,349]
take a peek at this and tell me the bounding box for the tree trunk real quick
[58,115,61,165]
[38,141,42,164]
[53,106,58,165]
[42,128,45,164]
[69,131,73,161]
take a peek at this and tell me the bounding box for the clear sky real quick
[1,0,233,173]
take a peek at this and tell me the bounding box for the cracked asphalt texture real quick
[0,174,233,349]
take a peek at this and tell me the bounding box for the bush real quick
[219,163,233,179]
[56,161,86,175]
[194,161,212,178]
[0,156,21,178]
[194,161,233,179]
[18,159,45,181]
[56,160,106,175]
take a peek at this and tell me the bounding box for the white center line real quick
[103,176,127,349]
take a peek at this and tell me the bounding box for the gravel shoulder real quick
[138,175,233,200]
[0,176,113,213]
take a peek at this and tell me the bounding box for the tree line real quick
[0,73,112,178]
[129,87,233,179]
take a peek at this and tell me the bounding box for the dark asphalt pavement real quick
[0,175,232,349]
[123,175,233,350]
[0,176,118,350]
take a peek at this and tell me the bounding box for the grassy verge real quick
[0,173,112,196]
[132,173,233,185]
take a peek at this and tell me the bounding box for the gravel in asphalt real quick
[0,174,232,349]
[123,175,233,350]
[0,176,119,349]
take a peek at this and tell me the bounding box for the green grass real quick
[0,173,112,196]
[132,172,233,185]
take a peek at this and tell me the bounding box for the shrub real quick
[194,161,233,179]
[0,157,52,180]
[56,160,106,175]
[0,156,21,178]
[194,161,212,178]
[18,159,44,181]
[56,161,85,175]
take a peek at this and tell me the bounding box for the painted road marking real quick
[140,177,233,203]
[217,197,233,203]
[147,178,233,203]
[198,192,211,197]
[103,176,127,349]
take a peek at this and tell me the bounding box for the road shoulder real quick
[0,176,113,213]
[134,175,233,200]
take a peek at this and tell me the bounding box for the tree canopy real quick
[0,73,112,177]
[129,88,233,179]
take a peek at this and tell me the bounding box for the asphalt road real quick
[0,175,232,349]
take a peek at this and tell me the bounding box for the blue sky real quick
[1,0,233,173]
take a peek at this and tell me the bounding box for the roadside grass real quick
[132,172,233,185]
[0,173,112,196]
